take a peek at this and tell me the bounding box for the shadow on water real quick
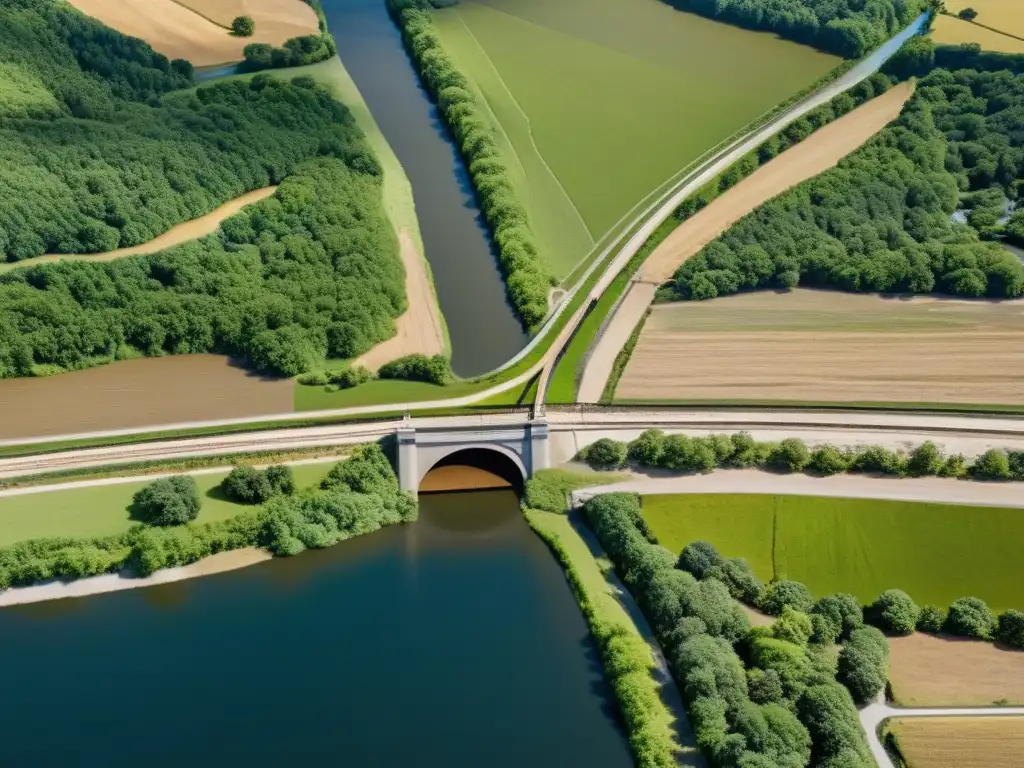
[320,0,528,376]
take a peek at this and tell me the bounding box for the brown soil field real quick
[889,633,1024,706]
[890,716,1024,768]
[640,81,915,284]
[0,187,277,275]
[0,355,293,440]
[67,0,318,67]
[354,229,445,371]
[617,290,1024,406]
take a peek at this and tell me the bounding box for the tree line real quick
[0,444,416,589]
[0,0,352,263]
[669,66,1024,303]
[387,0,552,330]
[660,0,927,59]
[242,0,336,72]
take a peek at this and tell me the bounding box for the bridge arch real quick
[418,444,527,493]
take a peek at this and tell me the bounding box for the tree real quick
[771,438,811,473]
[907,441,943,476]
[222,466,272,504]
[583,438,627,469]
[772,606,814,646]
[810,445,850,476]
[958,7,978,21]
[322,443,399,496]
[678,540,723,579]
[837,627,889,704]
[916,605,946,634]
[869,589,920,636]
[810,593,864,643]
[761,580,814,616]
[628,429,665,466]
[231,15,255,36]
[132,476,201,526]
[996,610,1024,649]
[970,449,1012,480]
[747,668,785,705]
[945,596,996,640]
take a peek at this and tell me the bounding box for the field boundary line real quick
[453,10,595,246]
[940,12,1024,44]
[165,0,231,29]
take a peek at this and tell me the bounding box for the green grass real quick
[431,0,839,272]
[0,463,335,547]
[642,493,1024,611]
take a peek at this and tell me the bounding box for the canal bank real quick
[0,489,632,766]
[321,0,527,376]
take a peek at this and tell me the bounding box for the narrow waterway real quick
[321,0,527,376]
[0,490,632,767]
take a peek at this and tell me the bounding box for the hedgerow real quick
[386,0,551,329]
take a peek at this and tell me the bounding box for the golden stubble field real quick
[616,289,1024,406]
[888,633,1024,706]
[890,716,1024,768]
[933,1,1024,54]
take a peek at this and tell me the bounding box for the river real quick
[320,0,528,377]
[0,489,632,767]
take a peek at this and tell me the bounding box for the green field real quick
[0,463,334,547]
[641,494,1024,611]
[431,0,840,278]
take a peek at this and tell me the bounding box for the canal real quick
[0,489,633,766]
[321,0,528,376]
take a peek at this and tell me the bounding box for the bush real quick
[708,557,764,605]
[996,610,1024,649]
[760,580,813,616]
[916,605,946,634]
[628,429,665,466]
[231,15,255,36]
[809,445,851,476]
[378,353,454,385]
[328,365,374,389]
[837,626,889,705]
[132,476,201,526]
[771,438,811,473]
[970,449,1013,480]
[583,438,628,470]
[851,445,907,476]
[747,668,785,705]
[221,465,295,504]
[907,441,943,476]
[939,453,968,478]
[321,443,398,495]
[677,540,723,580]
[772,606,814,646]
[945,596,997,640]
[810,593,864,643]
[869,589,920,636]
[796,684,872,767]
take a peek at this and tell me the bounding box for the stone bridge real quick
[396,416,550,494]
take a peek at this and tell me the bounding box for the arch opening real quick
[420,447,526,495]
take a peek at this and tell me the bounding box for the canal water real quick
[321,0,528,376]
[0,490,632,767]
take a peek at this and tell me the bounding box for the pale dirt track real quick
[0,187,277,274]
[67,0,318,67]
[619,291,1024,405]
[889,633,1024,707]
[887,716,1024,768]
[354,229,445,371]
[577,82,915,403]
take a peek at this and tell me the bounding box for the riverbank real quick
[0,548,272,607]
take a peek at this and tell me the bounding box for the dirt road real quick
[577,82,915,403]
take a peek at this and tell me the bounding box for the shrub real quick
[771,438,811,473]
[996,610,1024,649]
[907,441,943,476]
[378,353,453,385]
[747,668,785,705]
[837,626,889,705]
[321,443,398,495]
[810,593,863,643]
[327,365,374,389]
[970,449,1013,480]
[809,445,851,476]
[760,580,813,616]
[869,589,920,636]
[628,429,665,466]
[677,540,723,580]
[708,557,764,605]
[772,606,814,646]
[231,15,255,36]
[851,445,907,476]
[945,596,997,640]
[796,684,872,767]
[132,476,201,526]
[221,465,295,504]
[939,453,968,478]
[583,438,628,470]
[916,605,946,634]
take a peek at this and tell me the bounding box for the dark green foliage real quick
[243,34,336,72]
[810,445,852,476]
[916,604,946,633]
[231,15,255,36]
[709,557,764,605]
[321,443,398,496]
[583,438,628,469]
[387,0,550,328]
[131,475,201,526]
[945,596,997,639]
[678,540,723,580]
[661,0,927,58]
[377,353,454,385]
[797,684,873,767]
[761,580,814,616]
[969,448,1012,480]
[837,626,889,704]
[628,429,666,465]
[746,668,785,705]
[939,453,968,477]
[770,438,811,473]
[869,589,920,635]
[884,35,936,79]
[221,464,294,504]
[850,445,908,477]
[671,68,1024,303]
[907,441,943,476]
[958,7,978,21]
[996,609,1024,649]
[772,606,814,646]
[810,593,864,643]
[934,44,1024,76]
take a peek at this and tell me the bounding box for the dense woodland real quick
[662,0,928,58]
[0,0,352,261]
[0,0,408,379]
[671,66,1024,302]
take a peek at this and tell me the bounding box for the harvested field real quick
[618,290,1024,406]
[940,0,1024,38]
[889,633,1024,707]
[67,0,318,67]
[889,716,1024,768]
[0,355,293,441]
[932,14,1024,54]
